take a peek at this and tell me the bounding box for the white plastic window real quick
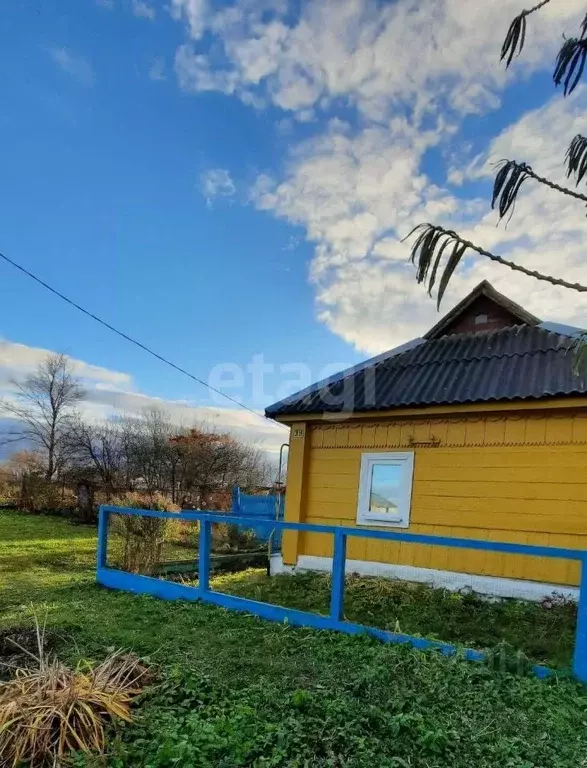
[356,452,414,528]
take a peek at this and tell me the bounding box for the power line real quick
[0,250,288,429]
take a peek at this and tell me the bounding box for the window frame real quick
[356,451,414,529]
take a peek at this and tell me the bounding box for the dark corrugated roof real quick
[265,325,586,418]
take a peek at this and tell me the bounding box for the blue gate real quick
[231,487,284,549]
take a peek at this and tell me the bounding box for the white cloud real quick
[132,0,155,20]
[170,0,587,355]
[200,168,236,205]
[252,91,587,353]
[149,56,166,82]
[170,0,584,121]
[175,44,239,95]
[0,340,131,388]
[0,340,287,453]
[48,48,94,87]
[170,0,209,39]
[81,390,286,451]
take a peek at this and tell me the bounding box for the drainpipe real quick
[267,443,289,574]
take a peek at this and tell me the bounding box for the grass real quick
[215,569,577,668]
[1,509,586,767]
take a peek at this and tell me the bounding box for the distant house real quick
[265,281,587,600]
[369,492,398,515]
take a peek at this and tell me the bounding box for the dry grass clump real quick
[0,618,148,767]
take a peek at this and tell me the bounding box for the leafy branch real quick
[554,35,587,96]
[500,0,552,67]
[502,1,587,96]
[492,156,587,220]
[405,224,587,308]
[566,134,587,184]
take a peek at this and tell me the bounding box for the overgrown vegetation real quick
[93,654,587,768]
[1,509,586,767]
[215,569,577,669]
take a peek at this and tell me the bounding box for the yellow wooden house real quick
[266,282,587,601]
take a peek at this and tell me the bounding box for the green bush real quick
[109,492,180,574]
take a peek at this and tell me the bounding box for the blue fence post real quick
[96,506,108,570]
[330,529,347,622]
[199,519,212,593]
[573,557,587,682]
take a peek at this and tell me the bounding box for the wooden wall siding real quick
[294,409,587,586]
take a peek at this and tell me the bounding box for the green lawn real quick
[1,509,586,767]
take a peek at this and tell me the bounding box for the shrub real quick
[96,662,587,768]
[213,521,260,553]
[109,492,180,574]
[0,467,16,505]
[0,623,147,768]
[18,476,77,516]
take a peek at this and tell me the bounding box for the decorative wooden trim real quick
[308,411,587,449]
[408,435,441,447]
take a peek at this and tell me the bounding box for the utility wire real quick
[0,250,287,429]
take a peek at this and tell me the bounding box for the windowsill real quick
[356,515,410,529]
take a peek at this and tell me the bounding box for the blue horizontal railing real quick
[96,506,587,683]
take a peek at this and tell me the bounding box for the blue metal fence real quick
[96,506,587,683]
[231,487,284,547]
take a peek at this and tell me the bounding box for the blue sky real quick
[1,0,587,452]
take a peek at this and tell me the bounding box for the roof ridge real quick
[374,343,571,374]
[371,326,567,370]
[421,323,535,343]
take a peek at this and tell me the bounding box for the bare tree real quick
[67,416,126,489]
[407,1,587,365]
[122,409,176,495]
[2,390,276,512]
[1,353,85,481]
